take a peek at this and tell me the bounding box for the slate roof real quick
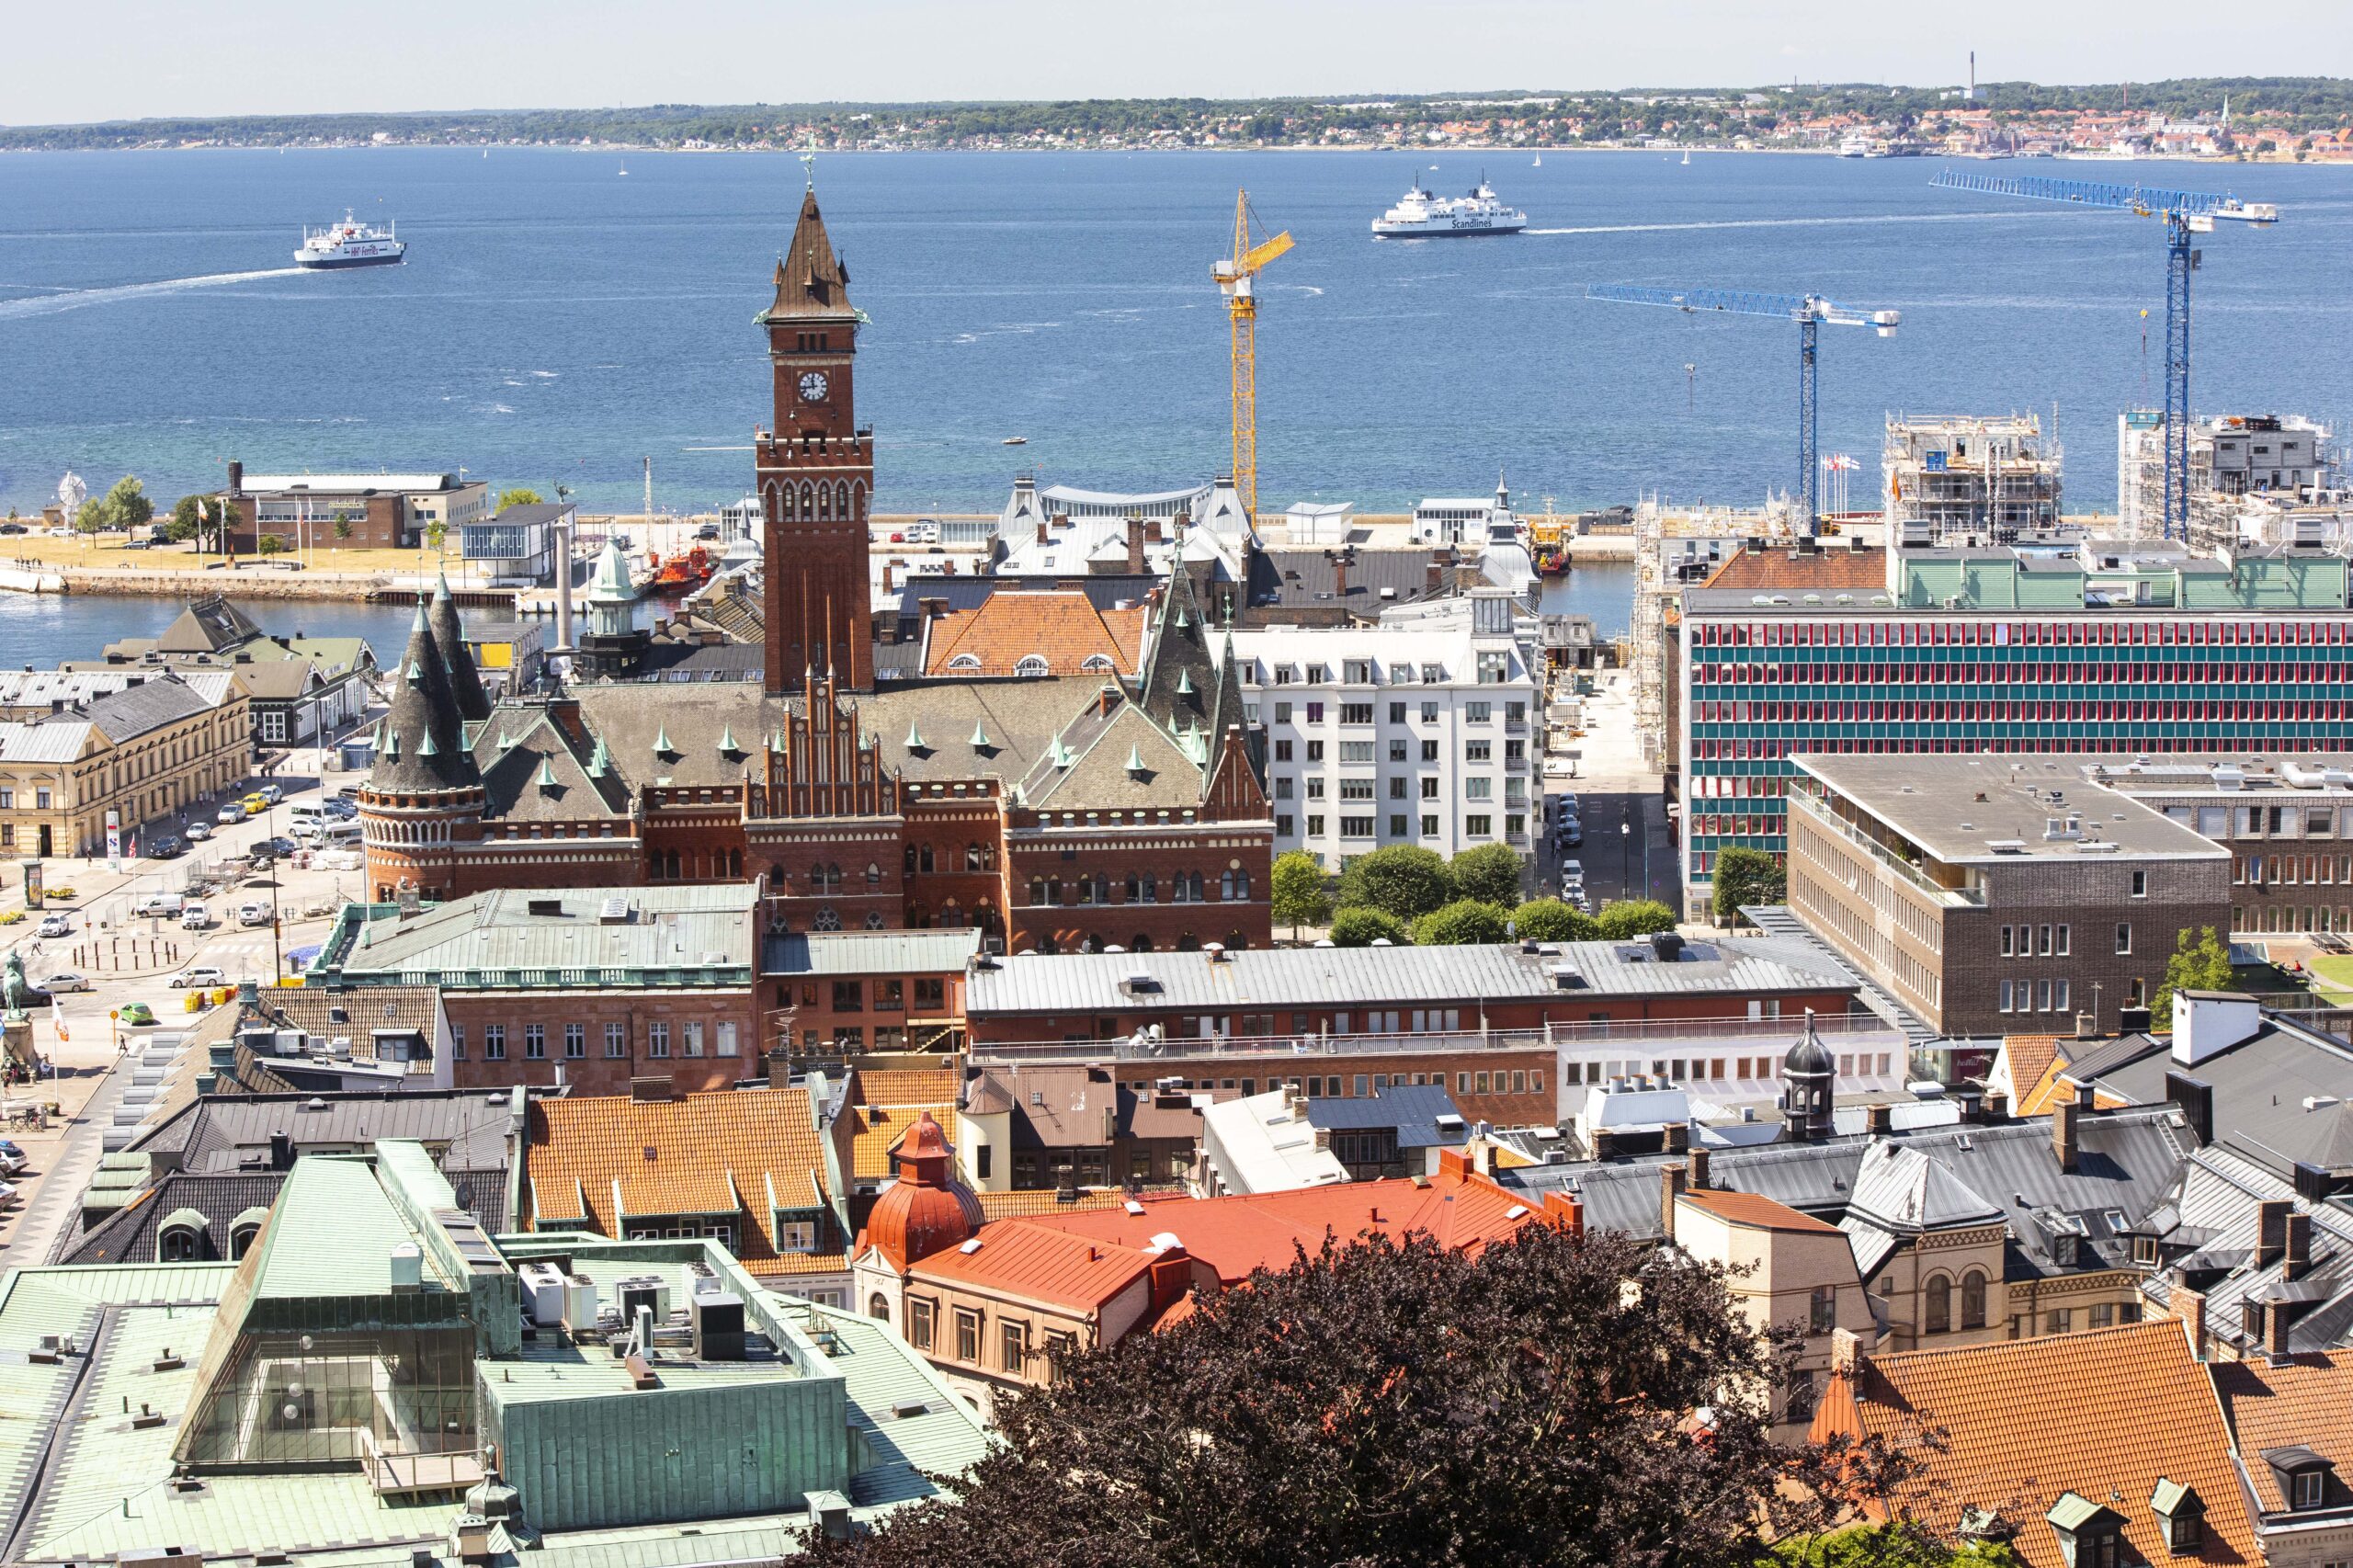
[1243,547,1457,618]
[762,929,982,978]
[1813,1321,2260,1568]
[759,187,853,323]
[1300,1084,1461,1151]
[51,1170,285,1266]
[473,706,632,822]
[371,602,479,791]
[523,1088,840,1277]
[2210,1349,2353,1515]
[154,597,264,654]
[2140,1144,2353,1358]
[429,573,493,722]
[72,675,217,743]
[2059,1017,2353,1181]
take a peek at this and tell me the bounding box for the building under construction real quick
[2118,410,2340,547]
[1882,414,2063,541]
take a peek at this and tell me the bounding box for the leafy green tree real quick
[331,510,354,541]
[2154,926,2234,1018]
[495,487,544,510]
[1335,846,1451,922]
[1512,898,1597,942]
[424,520,448,551]
[1269,850,1330,943]
[1449,842,1526,908]
[1710,846,1787,926]
[802,1222,1886,1568]
[1413,899,1510,946]
[73,499,107,535]
[101,475,153,533]
[166,494,205,542]
[1328,907,1406,947]
[1596,899,1679,939]
[257,534,287,556]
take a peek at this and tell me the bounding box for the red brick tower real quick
[756,178,873,696]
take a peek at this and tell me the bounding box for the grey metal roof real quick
[1503,1108,2192,1251]
[76,674,218,742]
[1301,1084,1461,1150]
[2067,1017,2353,1179]
[965,935,1861,1017]
[2142,1144,2353,1355]
[762,928,982,977]
[316,884,757,986]
[0,721,94,763]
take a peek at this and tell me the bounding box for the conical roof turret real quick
[760,188,855,324]
[373,602,480,792]
[428,573,492,723]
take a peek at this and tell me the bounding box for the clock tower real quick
[756,180,873,695]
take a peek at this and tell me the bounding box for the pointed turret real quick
[372,603,478,792]
[760,188,853,323]
[1138,560,1220,735]
[429,573,492,722]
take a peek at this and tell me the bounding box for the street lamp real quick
[1620,819,1632,903]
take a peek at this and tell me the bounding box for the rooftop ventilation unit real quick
[597,897,631,924]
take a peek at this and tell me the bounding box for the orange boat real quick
[645,544,714,589]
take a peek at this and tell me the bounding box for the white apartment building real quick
[1233,589,1540,868]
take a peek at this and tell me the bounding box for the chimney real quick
[1865,1103,1893,1136]
[1982,1090,2009,1123]
[921,596,949,621]
[1036,516,1051,547]
[1126,513,1146,575]
[1831,1325,1861,1376]
[1664,1121,1690,1154]
[2266,1297,2295,1360]
[1332,549,1350,602]
[881,562,894,593]
[2164,1070,2213,1145]
[2052,1098,2081,1173]
[552,520,574,653]
[2256,1199,2290,1269]
[2171,990,2262,1065]
[2284,1211,2313,1281]
[631,1075,673,1105]
[227,460,244,495]
[269,1130,292,1171]
[1688,1147,1711,1189]
[2177,1287,2207,1359]
[1589,1128,1618,1160]
[1660,1162,1688,1241]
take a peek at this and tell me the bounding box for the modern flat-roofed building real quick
[217,460,488,551]
[1784,752,2232,1037]
[1234,589,1540,864]
[462,498,571,582]
[1677,531,2353,917]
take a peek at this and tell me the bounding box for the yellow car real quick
[240,794,270,815]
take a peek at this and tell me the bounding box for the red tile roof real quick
[922,591,1146,678]
[913,1163,1576,1317]
[1813,1321,2259,1568]
[1678,1187,1841,1233]
[1702,544,1885,594]
[2211,1349,2353,1514]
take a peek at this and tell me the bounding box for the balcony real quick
[1788,791,1984,908]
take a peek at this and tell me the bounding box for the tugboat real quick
[294,210,404,268]
[646,545,714,590]
[1371,175,1527,238]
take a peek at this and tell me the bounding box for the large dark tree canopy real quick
[806,1223,1852,1568]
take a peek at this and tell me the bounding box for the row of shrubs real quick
[1274,844,1678,949]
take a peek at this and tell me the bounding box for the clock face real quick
[798,370,829,403]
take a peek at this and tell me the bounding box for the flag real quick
[50,999,66,1044]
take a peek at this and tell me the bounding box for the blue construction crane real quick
[1929,170,2279,541]
[1586,284,1898,537]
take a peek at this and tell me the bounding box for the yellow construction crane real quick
[1211,188,1292,525]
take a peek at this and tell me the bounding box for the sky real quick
[8,0,2350,125]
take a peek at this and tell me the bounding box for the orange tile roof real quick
[2002,1035,2063,1108]
[2211,1349,2353,1514]
[853,1068,963,1107]
[1678,1187,1841,1234]
[914,1166,1574,1315]
[976,1187,1124,1221]
[922,591,1146,678]
[1702,544,1885,594]
[852,1103,961,1181]
[525,1089,835,1269]
[1813,1321,2259,1568]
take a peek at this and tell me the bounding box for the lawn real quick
[2302,954,2353,1000]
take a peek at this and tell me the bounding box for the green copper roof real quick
[970,720,989,748]
[718,725,738,754]
[537,758,558,788]
[654,725,672,754]
[904,722,925,750]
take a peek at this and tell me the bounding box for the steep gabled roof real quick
[921,591,1146,678]
[428,573,492,722]
[759,187,854,323]
[370,603,480,792]
[1136,552,1221,736]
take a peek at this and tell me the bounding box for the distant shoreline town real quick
[5,75,2352,161]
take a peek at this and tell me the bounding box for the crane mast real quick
[1212,189,1293,527]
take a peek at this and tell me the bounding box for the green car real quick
[118,1003,157,1027]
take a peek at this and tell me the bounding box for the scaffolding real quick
[1630,493,1799,771]
[2120,411,2338,549]
[1883,414,2063,541]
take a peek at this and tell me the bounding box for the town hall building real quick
[358,181,1274,965]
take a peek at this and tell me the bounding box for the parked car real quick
[181,903,210,930]
[238,792,270,815]
[1560,858,1585,885]
[258,836,299,858]
[256,783,284,805]
[170,966,226,990]
[0,523,26,538]
[0,1140,28,1176]
[325,797,359,818]
[118,1002,158,1027]
[1543,756,1577,778]
[131,892,185,918]
[694,522,721,540]
[335,784,365,802]
[37,971,90,994]
[185,821,212,841]
[237,903,271,928]
[905,521,940,544]
[215,802,246,825]
[1555,820,1583,847]
[148,835,185,859]
[36,915,71,939]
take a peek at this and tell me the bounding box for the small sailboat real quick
[618,159,630,176]
[1681,148,1690,165]
[1531,153,1542,167]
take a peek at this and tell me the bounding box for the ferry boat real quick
[1371,176,1527,238]
[294,211,404,269]
[1836,134,1877,158]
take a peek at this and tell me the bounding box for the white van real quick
[288,801,332,829]
[132,892,186,918]
[321,822,363,848]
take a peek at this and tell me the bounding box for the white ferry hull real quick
[1371,215,1526,237]
[294,248,404,269]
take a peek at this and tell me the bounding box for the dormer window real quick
[2150,1480,2205,1554]
[2294,1471,2324,1510]
[2048,1493,2129,1568]
[2265,1447,2335,1513]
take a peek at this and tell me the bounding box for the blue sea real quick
[0,146,2347,662]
